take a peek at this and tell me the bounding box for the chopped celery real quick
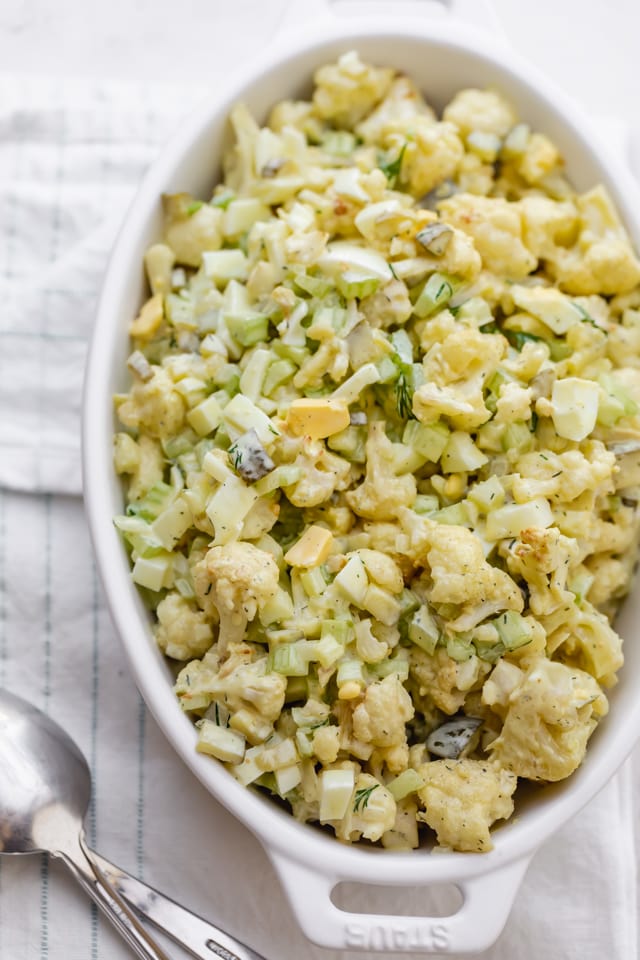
[597,373,639,426]
[322,130,357,156]
[269,642,310,677]
[254,465,302,495]
[335,272,380,300]
[126,482,175,522]
[336,658,365,687]
[387,769,425,801]
[300,566,327,598]
[493,611,533,650]
[413,494,440,514]
[446,634,475,661]
[413,273,460,318]
[165,293,196,330]
[263,358,296,396]
[402,420,450,461]
[431,502,471,526]
[196,719,246,763]
[321,619,354,645]
[131,553,172,592]
[441,432,488,473]
[225,313,269,347]
[151,494,193,550]
[313,633,344,668]
[467,476,505,512]
[334,554,368,605]
[500,421,534,454]
[408,605,439,655]
[369,652,410,682]
[187,394,223,436]
[327,425,367,462]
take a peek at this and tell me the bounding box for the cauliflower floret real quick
[356,549,404,593]
[586,553,630,608]
[346,421,417,520]
[155,593,214,660]
[502,527,580,616]
[194,542,279,655]
[355,75,436,143]
[358,279,412,328]
[162,193,223,267]
[519,195,579,261]
[352,675,414,757]
[406,517,523,619]
[550,186,640,295]
[334,772,397,843]
[117,368,186,440]
[494,382,533,424]
[551,602,624,681]
[381,797,420,850]
[409,647,488,715]
[438,193,537,280]
[443,88,517,139]
[515,133,561,185]
[114,433,164,502]
[312,725,341,765]
[279,435,352,508]
[207,645,287,727]
[293,339,349,388]
[511,444,616,505]
[488,659,608,781]
[414,328,504,430]
[416,758,517,852]
[313,51,394,128]
[397,120,464,198]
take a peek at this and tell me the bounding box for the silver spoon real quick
[0,688,264,960]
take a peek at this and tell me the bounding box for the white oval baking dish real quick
[82,1,640,953]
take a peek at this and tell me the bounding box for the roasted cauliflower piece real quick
[155,593,214,660]
[487,659,608,781]
[417,758,517,852]
[346,421,417,520]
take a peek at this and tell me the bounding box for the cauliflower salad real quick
[113,52,640,853]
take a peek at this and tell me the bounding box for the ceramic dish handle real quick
[269,850,531,953]
[281,0,504,36]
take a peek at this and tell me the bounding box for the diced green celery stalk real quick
[376,356,399,384]
[294,272,334,298]
[174,376,207,408]
[391,329,413,364]
[165,293,196,329]
[285,677,308,703]
[493,611,533,650]
[319,768,355,821]
[398,589,420,618]
[222,393,278,447]
[455,296,493,326]
[269,643,310,677]
[174,577,195,599]
[568,568,595,603]
[467,476,505,512]
[387,769,425,801]
[446,634,475,661]
[336,272,380,300]
[211,189,235,209]
[313,634,344,668]
[205,476,257,545]
[272,341,309,365]
[402,420,450,461]
[300,566,327,598]
[161,431,197,459]
[322,130,357,156]
[254,465,302,495]
[330,363,380,403]
[548,338,572,362]
[441,432,488,473]
[196,719,246,763]
[597,373,639,426]
[336,658,365,687]
[484,368,514,413]
[370,653,410,682]
[225,313,269,347]
[259,587,295,627]
[327,426,367,462]
[502,123,530,158]
[413,494,440,514]
[473,638,505,663]
[263,359,296,396]
[126,482,175,522]
[431,502,470,526]
[321,619,353,644]
[500,420,534,453]
[131,553,172,592]
[239,348,271,401]
[202,249,249,284]
[408,605,439,655]
[413,273,460,318]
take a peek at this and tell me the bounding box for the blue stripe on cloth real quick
[136,696,146,881]
[40,493,52,960]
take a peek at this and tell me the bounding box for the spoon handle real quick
[86,848,265,960]
[56,841,174,960]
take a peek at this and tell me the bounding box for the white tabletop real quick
[1,0,640,957]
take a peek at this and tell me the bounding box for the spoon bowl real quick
[0,690,91,856]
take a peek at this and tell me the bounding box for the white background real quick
[1,1,639,958]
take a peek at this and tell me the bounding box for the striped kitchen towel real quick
[0,74,637,960]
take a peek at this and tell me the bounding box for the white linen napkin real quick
[0,75,638,960]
